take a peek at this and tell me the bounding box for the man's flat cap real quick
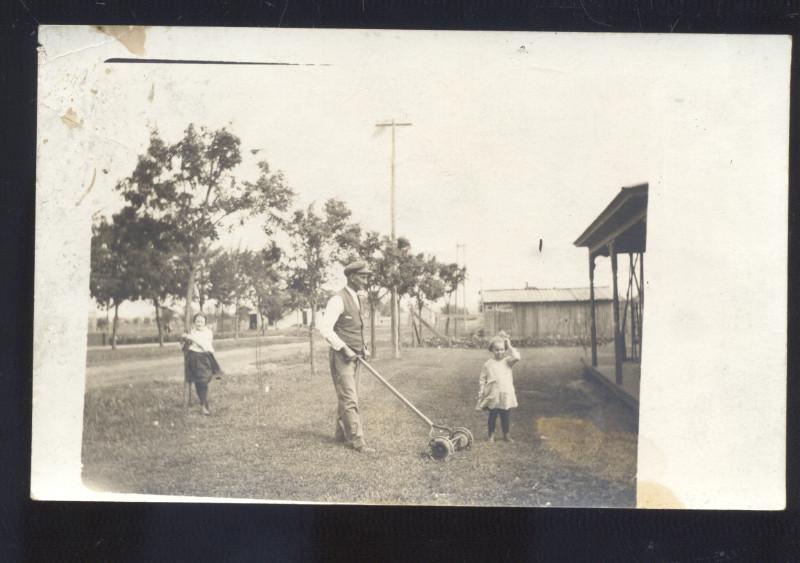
[343,260,372,275]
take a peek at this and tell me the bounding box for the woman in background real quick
[182,313,222,415]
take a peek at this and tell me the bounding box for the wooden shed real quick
[481,287,617,340]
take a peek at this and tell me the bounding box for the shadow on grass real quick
[289,427,343,446]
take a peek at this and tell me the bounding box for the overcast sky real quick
[77,29,731,314]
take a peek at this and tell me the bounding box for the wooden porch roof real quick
[573,183,648,257]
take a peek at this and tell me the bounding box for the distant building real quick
[481,287,618,340]
[220,307,308,332]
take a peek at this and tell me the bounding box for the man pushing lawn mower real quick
[318,260,374,453]
[318,259,475,460]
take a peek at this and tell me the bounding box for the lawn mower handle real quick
[356,357,446,431]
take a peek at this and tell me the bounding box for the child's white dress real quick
[476,349,520,410]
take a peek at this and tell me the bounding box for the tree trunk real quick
[418,303,425,343]
[184,259,197,331]
[445,292,452,336]
[390,288,399,358]
[196,265,206,313]
[394,293,402,356]
[369,301,377,358]
[309,299,316,376]
[111,302,119,350]
[154,298,164,347]
[234,297,240,339]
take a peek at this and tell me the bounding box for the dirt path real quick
[85,340,309,390]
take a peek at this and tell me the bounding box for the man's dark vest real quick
[333,288,365,353]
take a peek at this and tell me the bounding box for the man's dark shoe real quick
[351,439,375,453]
[334,421,346,443]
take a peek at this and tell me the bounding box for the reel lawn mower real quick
[356,357,474,460]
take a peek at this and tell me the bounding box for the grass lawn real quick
[82,345,638,507]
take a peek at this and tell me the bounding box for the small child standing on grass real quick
[475,332,521,442]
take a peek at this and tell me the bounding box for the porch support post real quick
[631,256,638,361]
[589,253,598,367]
[639,251,644,353]
[639,252,644,309]
[610,242,623,385]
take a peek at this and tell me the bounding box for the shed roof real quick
[482,286,613,304]
[574,183,648,257]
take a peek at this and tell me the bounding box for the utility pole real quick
[478,277,483,314]
[462,244,467,336]
[456,243,466,337]
[375,118,412,359]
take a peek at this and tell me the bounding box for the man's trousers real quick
[329,349,364,447]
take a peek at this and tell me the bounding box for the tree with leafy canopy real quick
[208,248,254,338]
[385,236,419,312]
[159,306,177,335]
[115,124,293,331]
[337,226,386,357]
[89,213,140,349]
[261,290,294,329]
[284,199,354,375]
[112,207,183,346]
[365,235,419,353]
[407,254,446,344]
[341,229,427,358]
[438,262,466,335]
[244,243,288,332]
[188,246,222,317]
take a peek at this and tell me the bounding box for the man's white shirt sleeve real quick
[318,294,347,351]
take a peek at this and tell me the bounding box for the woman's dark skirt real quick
[184,350,215,384]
